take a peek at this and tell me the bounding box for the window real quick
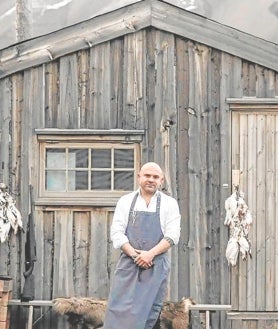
[36,129,144,206]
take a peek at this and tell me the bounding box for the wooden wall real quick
[0,27,278,329]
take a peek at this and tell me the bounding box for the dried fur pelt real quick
[53,296,195,329]
[0,183,23,243]
[224,187,252,266]
[160,297,196,329]
[53,297,107,329]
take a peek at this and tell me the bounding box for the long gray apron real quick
[104,192,170,329]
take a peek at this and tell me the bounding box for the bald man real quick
[103,162,181,329]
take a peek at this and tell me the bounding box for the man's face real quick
[138,165,164,195]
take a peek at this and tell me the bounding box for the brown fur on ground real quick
[160,297,195,329]
[53,296,195,329]
[53,297,107,328]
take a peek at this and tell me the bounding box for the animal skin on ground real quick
[52,296,196,329]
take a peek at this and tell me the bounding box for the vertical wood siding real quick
[0,27,278,329]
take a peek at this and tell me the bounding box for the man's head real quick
[138,162,164,196]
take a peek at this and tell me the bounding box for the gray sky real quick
[1,0,278,50]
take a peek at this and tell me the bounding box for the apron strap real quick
[156,192,161,213]
[128,192,139,221]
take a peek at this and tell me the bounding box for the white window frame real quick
[35,129,144,206]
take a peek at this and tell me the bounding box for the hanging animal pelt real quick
[53,296,196,329]
[0,183,23,243]
[224,186,252,266]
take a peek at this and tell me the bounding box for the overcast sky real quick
[1,0,278,50]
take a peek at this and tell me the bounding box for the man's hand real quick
[133,249,155,269]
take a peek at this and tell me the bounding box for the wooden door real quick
[231,106,278,312]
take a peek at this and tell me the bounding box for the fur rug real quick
[53,296,195,329]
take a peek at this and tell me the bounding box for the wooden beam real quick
[189,304,232,311]
[226,98,278,105]
[8,300,53,306]
[227,312,278,320]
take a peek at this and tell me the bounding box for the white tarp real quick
[0,0,278,50]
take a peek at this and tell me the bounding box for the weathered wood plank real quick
[58,54,79,128]
[176,36,190,299]
[256,114,266,310]
[53,210,74,297]
[2,75,22,295]
[154,30,178,299]
[44,61,59,128]
[265,115,276,311]
[89,43,111,129]
[0,78,12,185]
[73,211,90,296]
[32,210,54,329]
[265,70,276,98]
[242,62,256,97]
[225,55,243,312]
[228,313,278,320]
[110,38,124,128]
[207,47,223,329]
[153,30,175,170]
[144,28,156,162]
[238,113,248,311]
[246,113,257,311]
[256,66,268,98]
[187,41,210,302]
[42,211,55,300]
[77,50,90,128]
[10,74,23,198]
[123,30,146,130]
[219,53,234,312]
[88,210,109,298]
[187,40,199,302]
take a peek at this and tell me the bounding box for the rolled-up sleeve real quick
[110,196,130,249]
[161,196,181,245]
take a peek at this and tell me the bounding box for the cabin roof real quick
[0,0,278,79]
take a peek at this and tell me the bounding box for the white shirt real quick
[111,189,181,249]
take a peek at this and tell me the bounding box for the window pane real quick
[68,170,88,190]
[91,171,111,189]
[46,149,66,168]
[46,171,66,191]
[91,149,111,168]
[114,149,134,168]
[114,171,134,190]
[42,141,138,197]
[68,149,88,168]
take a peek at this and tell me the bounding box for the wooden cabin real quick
[0,0,278,328]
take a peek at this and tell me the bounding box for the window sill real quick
[35,196,121,207]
